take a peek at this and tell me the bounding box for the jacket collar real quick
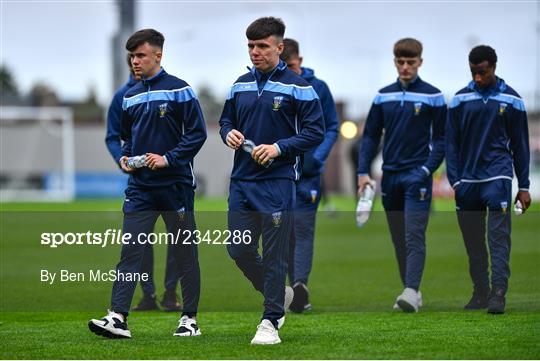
[248,60,287,79]
[467,77,506,98]
[141,67,165,85]
[396,75,420,91]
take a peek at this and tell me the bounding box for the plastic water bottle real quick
[356,181,376,228]
[514,200,523,215]
[241,139,274,168]
[126,155,146,169]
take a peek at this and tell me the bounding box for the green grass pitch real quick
[1,197,539,359]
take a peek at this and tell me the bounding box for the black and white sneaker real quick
[173,315,201,337]
[88,310,131,339]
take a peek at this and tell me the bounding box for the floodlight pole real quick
[111,0,137,93]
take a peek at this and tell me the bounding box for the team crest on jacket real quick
[177,206,186,221]
[272,96,284,111]
[310,190,318,203]
[271,211,282,227]
[414,102,422,115]
[498,103,507,115]
[159,103,168,118]
[500,201,508,213]
[419,187,427,201]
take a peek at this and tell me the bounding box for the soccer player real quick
[357,38,446,312]
[219,17,324,345]
[89,28,207,338]
[105,54,182,313]
[446,45,531,314]
[279,38,339,313]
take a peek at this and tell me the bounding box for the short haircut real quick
[246,17,285,41]
[469,45,497,66]
[125,29,164,52]
[393,38,423,58]
[281,38,299,62]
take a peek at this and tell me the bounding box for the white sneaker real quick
[173,315,201,336]
[392,302,400,310]
[396,288,421,313]
[88,310,131,338]
[251,319,281,345]
[277,286,294,329]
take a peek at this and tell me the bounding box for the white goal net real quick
[0,106,75,202]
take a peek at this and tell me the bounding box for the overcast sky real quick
[2,1,539,118]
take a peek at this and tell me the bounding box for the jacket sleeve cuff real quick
[273,143,282,156]
[163,155,170,167]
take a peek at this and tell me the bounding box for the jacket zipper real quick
[253,66,279,98]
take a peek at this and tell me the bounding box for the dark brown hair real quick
[281,38,299,62]
[393,38,423,58]
[126,29,164,51]
[246,17,285,41]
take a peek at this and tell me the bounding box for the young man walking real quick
[446,45,531,314]
[105,53,182,313]
[89,28,207,338]
[219,17,324,344]
[357,38,446,312]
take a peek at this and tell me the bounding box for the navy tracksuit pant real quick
[381,168,432,290]
[454,179,512,293]
[139,242,179,296]
[111,183,200,316]
[289,175,321,286]
[227,179,295,328]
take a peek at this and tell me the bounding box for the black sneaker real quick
[487,288,506,314]
[464,289,489,310]
[289,282,311,313]
[161,290,182,312]
[88,310,131,338]
[132,293,159,311]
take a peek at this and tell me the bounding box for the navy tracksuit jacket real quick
[105,74,180,298]
[446,78,530,293]
[111,68,207,316]
[358,77,447,290]
[219,60,324,326]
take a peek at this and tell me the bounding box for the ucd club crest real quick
[271,211,282,227]
[501,201,508,213]
[414,102,422,115]
[177,206,186,221]
[310,190,318,203]
[419,187,427,201]
[498,103,507,115]
[159,103,168,118]
[272,96,284,111]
